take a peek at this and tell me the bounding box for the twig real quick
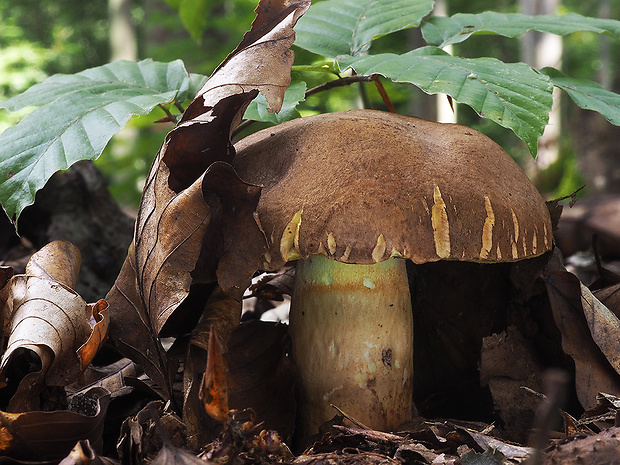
[174,101,186,114]
[330,403,371,430]
[373,76,397,113]
[156,104,179,124]
[305,75,377,98]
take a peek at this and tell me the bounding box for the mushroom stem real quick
[289,254,414,441]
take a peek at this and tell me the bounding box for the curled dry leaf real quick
[0,387,110,461]
[0,241,110,411]
[105,0,311,399]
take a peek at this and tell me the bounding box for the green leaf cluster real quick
[0,59,195,222]
[294,0,620,155]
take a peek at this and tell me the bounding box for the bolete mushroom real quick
[232,109,552,441]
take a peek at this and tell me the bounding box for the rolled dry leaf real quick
[0,241,110,406]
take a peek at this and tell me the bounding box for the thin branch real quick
[156,104,179,124]
[373,76,397,113]
[305,75,376,98]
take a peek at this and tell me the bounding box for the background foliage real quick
[1,0,619,211]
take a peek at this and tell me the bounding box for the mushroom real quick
[232,109,553,441]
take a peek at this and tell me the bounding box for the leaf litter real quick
[1,0,620,463]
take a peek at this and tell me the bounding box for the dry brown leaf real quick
[0,242,110,411]
[105,0,311,399]
[25,240,81,288]
[580,282,620,375]
[544,250,620,409]
[0,387,110,461]
[594,283,620,319]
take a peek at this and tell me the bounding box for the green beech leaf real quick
[542,67,620,126]
[187,73,209,101]
[294,0,434,57]
[244,81,307,124]
[339,47,553,155]
[0,59,192,222]
[422,12,620,48]
[0,59,191,111]
[179,0,209,42]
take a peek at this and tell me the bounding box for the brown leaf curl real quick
[0,242,109,407]
[106,0,310,400]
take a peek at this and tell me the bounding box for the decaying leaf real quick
[150,441,206,465]
[182,286,241,447]
[0,387,110,461]
[542,427,620,465]
[117,400,188,465]
[105,0,311,400]
[0,241,109,411]
[201,408,294,464]
[543,250,620,409]
[302,422,533,465]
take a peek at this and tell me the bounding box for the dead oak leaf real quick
[106,0,310,400]
[0,386,110,461]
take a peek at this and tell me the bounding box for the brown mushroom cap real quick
[233,109,553,271]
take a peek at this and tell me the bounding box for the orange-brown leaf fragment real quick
[77,299,110,371]
[200,327,230,424]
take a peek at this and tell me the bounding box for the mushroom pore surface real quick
[232,109,553,442]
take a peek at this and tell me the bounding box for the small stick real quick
[330,403,371,430]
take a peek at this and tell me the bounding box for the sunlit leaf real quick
[422,12,620,48]
[0,59,192,222]
[294,0,434,57]
[339,47,553,156]
[179,0,209,42]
